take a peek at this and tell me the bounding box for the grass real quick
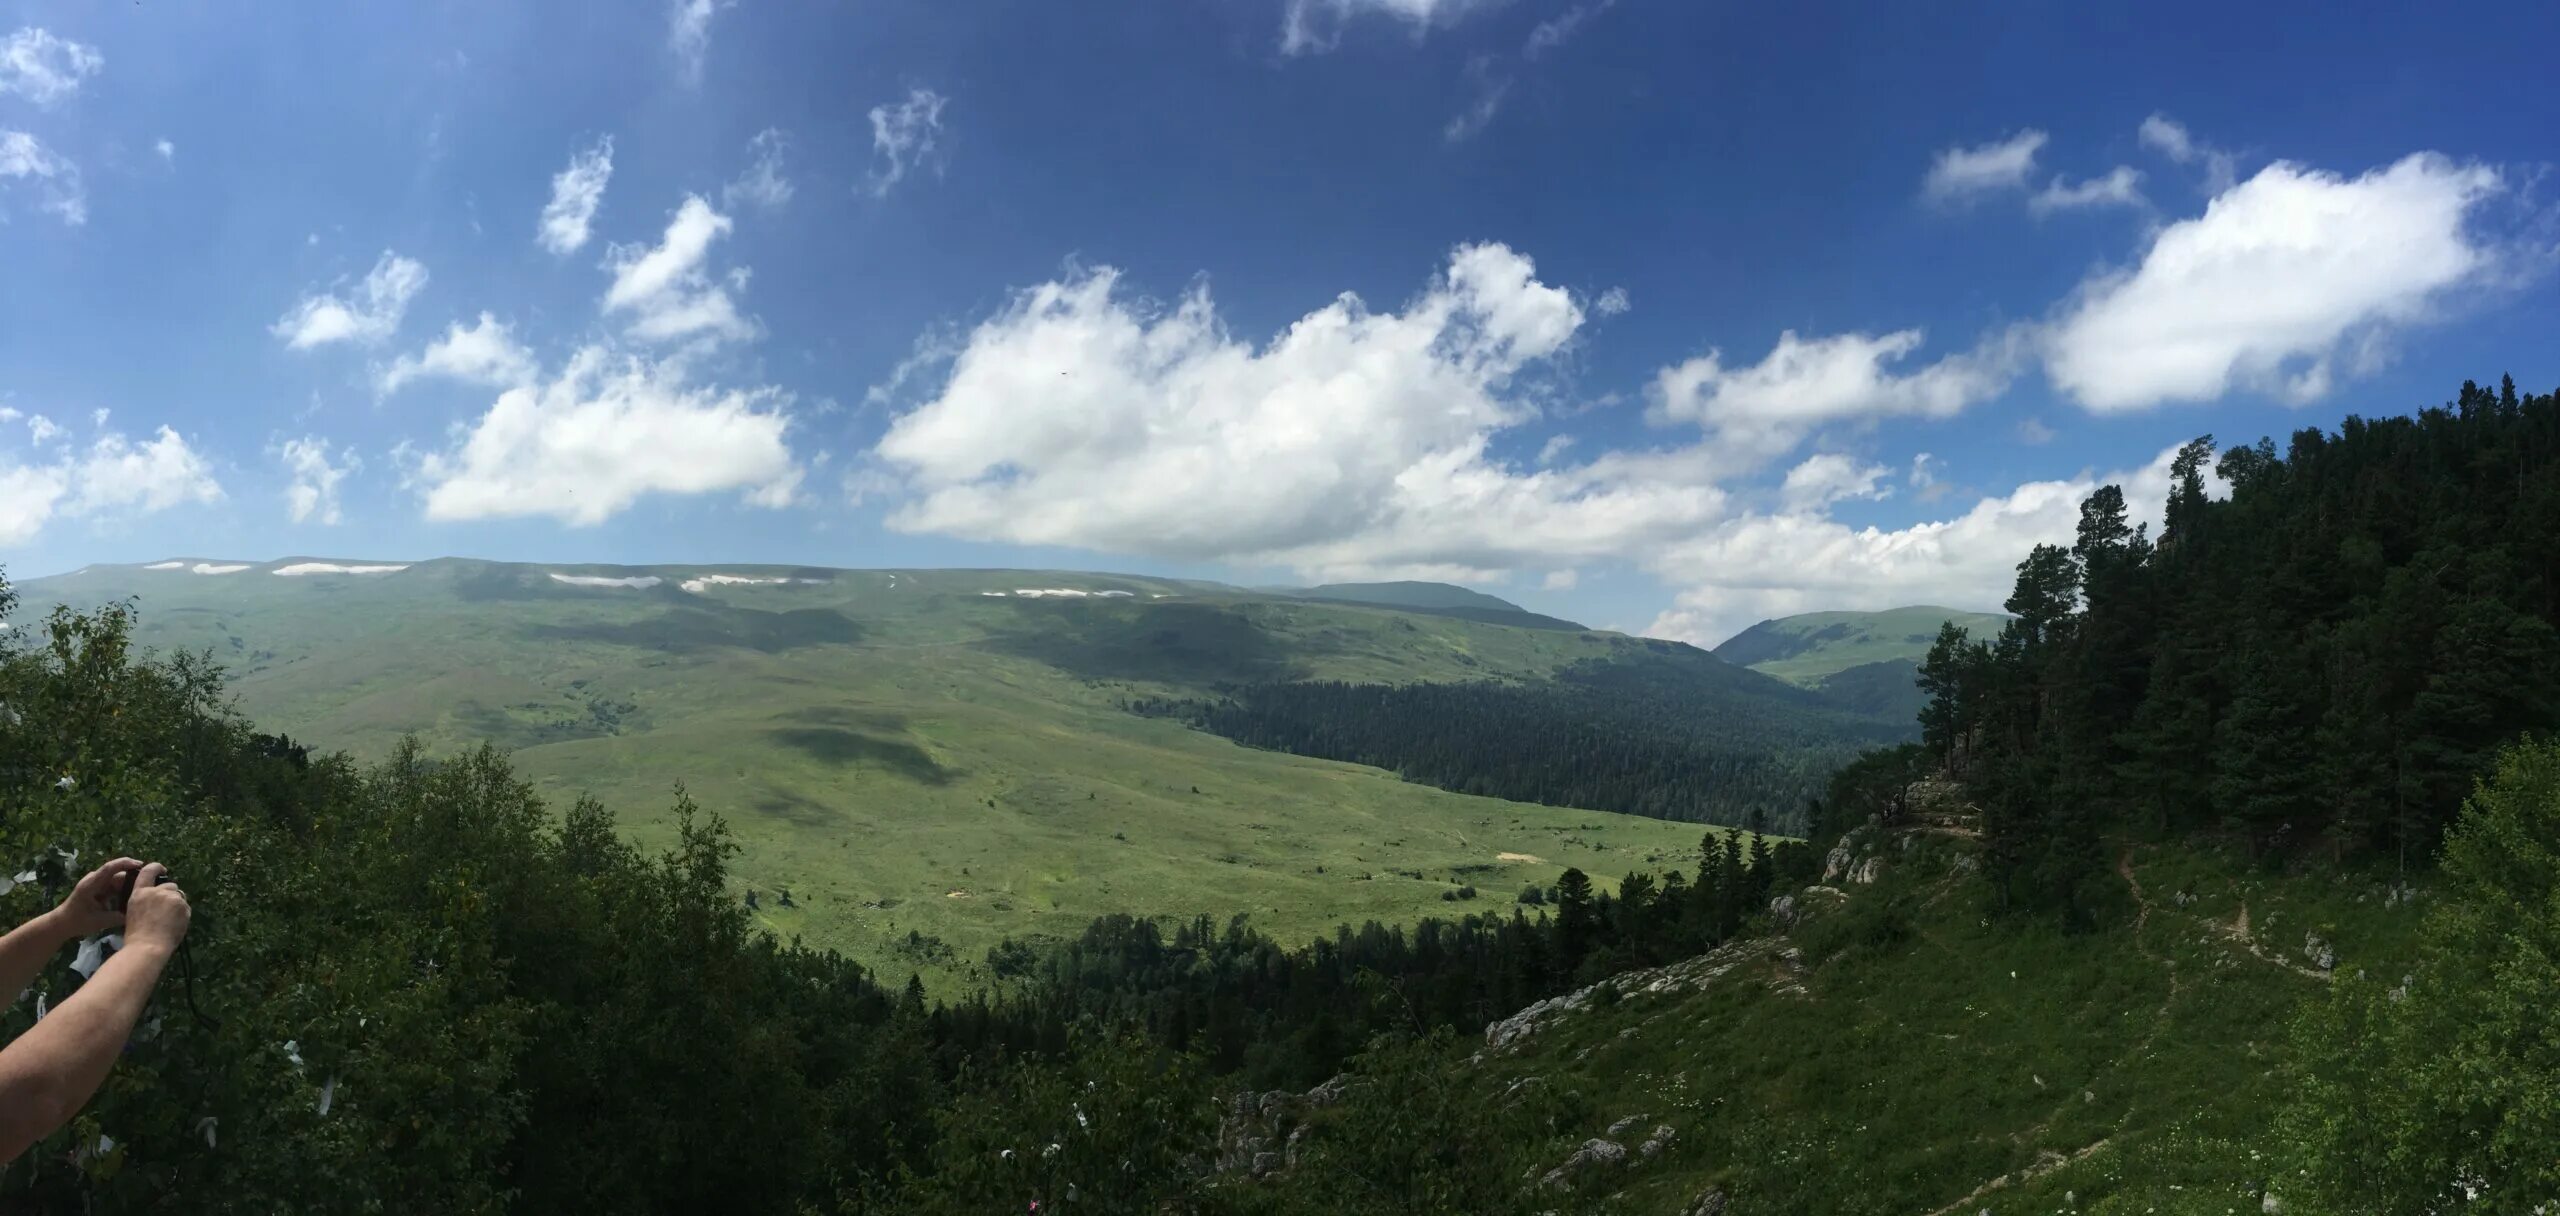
[1364,829,2432,1214]
[1714,606,2013,687]
[15,559,1725,990]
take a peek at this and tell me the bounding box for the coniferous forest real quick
[1912,376,2560,920]
[1135,643,1909,835]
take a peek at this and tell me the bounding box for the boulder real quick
[1682,1187,1728,1216]
[1605,1113,1650,1137]
[1768,894,1798,925]
[1251,1151,1281,1178]
[1639,1124,1676,1158]
[1849,856,1885,885]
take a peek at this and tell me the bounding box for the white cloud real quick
[2030,165,2145,215]
[2139,112,2237,193]
[1524,0,1617,58]
[1650,326,2022,470]
[0,28,102,106]
[1535,434,1576,465]
[1779,453,1890,512]
[1908,452,1939,489]
[723,128,792,210]
[1281,0,1498,54]
[872,243,1722,579]
[0,424,222,546]
[413,345,800,525]
[1443,58,1509,144]
[2016,417,2056,445]
[601,195,755,345]
[539,136,615,256]
[1,130,85,225]
[1644,443,2221,647]
[278,436,358,524]
[1541,568,1578,591]
[1923,129,2047,204]
[154,138,174,164]
[378,312,539,394]
[2047,153,2502,412]
[272,251,429,349]
[867,88,947,197]
[1593,286,1630,317]
[668,0,727,86]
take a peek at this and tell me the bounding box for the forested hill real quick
[1916,375,2560,917]
[1141,640,1912,835]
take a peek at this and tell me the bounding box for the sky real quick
[1,0,2555,644]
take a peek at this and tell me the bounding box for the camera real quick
[112,867,170,913]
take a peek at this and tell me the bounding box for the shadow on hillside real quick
[529,607,865,654]
[764,726,955,785]
[984,601,1309,686]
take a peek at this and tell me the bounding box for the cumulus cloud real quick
[278,436,357,524]
[378,312,540,394]
[0,27,102,106]
[1649,326,2023,470]
[2030,165,2146,215]
[668,0,726,86]
[2017,417,2056,445]
[601,195,755,345]
[867,88,946,197]
[272,251,428,349]
[412,345,799,525]
[1281,0,1499,53]
[0,129,83,224]
[154,138,174,164]
[1644,443,2223,647]
[2047,153,2502,412]
[1779,453,1891,512]
[723,128,792,211]
[539,136,614,255]
[1593,287,1630,317]
[0,423,222,546]
[872,243,1722,579]
[1923,129,2047,204]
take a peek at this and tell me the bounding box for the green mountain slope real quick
[1276,580,1591,632]
[10,558,1714,983]
[1231,816,2429,1215]
[1713,606,2013,685]
[1291,580,1532,614]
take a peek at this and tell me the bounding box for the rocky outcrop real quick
[1483,939,1761,1053]
[1537,1137,1626,1191]
[1682,1186,1729,1215]
[1213,1073,1353,1177]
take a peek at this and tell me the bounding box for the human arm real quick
[0,861,187,1164]
[0,858,143,1004]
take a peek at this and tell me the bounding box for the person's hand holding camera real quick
[117,863,191,958]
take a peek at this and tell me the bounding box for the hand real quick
[52,857,145,939]
[119,863,191,954]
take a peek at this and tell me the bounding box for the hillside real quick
[9,558,1763,983]
[1713,606,2014,685]
[1712,607,2012,721]
[1217,807,2434,1214]
[1280,580,1591,632]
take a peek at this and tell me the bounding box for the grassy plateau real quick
[16,558,1734,988]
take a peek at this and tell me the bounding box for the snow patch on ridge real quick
[548,574,661,589]
[273,563,409,576]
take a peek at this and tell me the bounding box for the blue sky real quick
[2,0,2554,642]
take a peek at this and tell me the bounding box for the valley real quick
[13,558,1863,985]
